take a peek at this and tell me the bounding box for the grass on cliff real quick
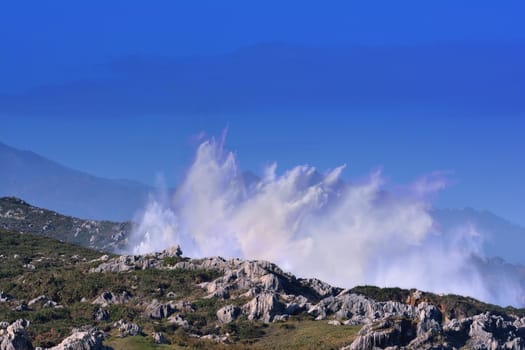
[105,318,361,350]
[0,228,220,347]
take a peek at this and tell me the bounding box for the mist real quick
[129,137,525,307]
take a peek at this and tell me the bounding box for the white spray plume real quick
[130,137,524,307]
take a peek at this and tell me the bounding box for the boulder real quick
[0,319,33,350]
[93,308,110,321]
[113,320,141,337]
[144,300,176,320]
[216,305,241,324]
[152,332,169,344]
[167,314,190,329]
[27,296,59,308]
[47,328,108,350]
[0,292,14,303]
[92,291,131,307]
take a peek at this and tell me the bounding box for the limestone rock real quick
[0,319,33,350]
[144,300,176,320]
[0,292,14,303]
[347,318,417,350]
[167,315,189,329]
[92,291,131,307]
[216,305,241,324]
[93,308,110,321]
[242,292,286,323]
[113,320,141,337]
[152,332,169,344]
[416,302,442,336]
[47,328,108,350]
[27,296,59,308]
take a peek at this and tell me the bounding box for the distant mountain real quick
[1,42,523,117]
[433,208,525,265]
[0,196,130,251]
[0,142,152,221]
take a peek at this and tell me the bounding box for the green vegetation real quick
[351,285,411,303]
[2,226,524,349]
[209,317,360,350]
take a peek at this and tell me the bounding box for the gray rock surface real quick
[216,305,241,324]
[152,332,169,344]
[346,318,416,350]
[113,320,141,337]
[308,290,416,322]
[167,315,190,329]
[0,319,33,350]
[27,296,59,308]
[144,300,176,320]
[47,328,108,350]
[92,291,131,307]
[242,292,286,323]
[93,308,110,322]
[0,292,14,303]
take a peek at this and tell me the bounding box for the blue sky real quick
[1,1,524,224]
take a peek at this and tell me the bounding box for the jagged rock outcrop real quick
[47,328,108,350]
[113,320,141,337]
[167,315,190,329]
[93,308,109,322]
[345,318,417,350]
[92,291,131,307]
[216,305,241,323]
[88,250,525,348]
[143,299,194,321]
[89,246,182,273]
[466,313,523,350]
[242,292,286,323]
[152,332,169,344]
[27,296,59,308]
[144,300,177,320]
[308,290,416,323]
[0,319,33,350]
[0,292,14,303]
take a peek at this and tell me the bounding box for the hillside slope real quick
[0,196,131,251]
[1,228,525,349]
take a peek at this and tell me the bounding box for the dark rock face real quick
[0,319,33,350]
[152,332,169,344]
[93,308,110,321]
[92,291,131,307]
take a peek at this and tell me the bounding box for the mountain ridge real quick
[0,141,152,221]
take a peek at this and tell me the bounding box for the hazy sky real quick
[1,1,524,224]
